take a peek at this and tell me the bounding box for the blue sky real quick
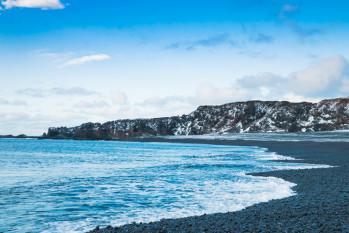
[1,0,349,135]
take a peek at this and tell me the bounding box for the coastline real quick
[89,138,349,233]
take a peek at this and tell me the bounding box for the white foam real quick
[106,176,297,227]
[40,175,300,233]
[43,219,100,233]
[272,164,334,171]
[253,151,297,161]
[44,175,305,233]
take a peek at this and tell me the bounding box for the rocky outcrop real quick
[44,98,349,139]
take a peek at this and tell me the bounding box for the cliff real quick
[44,98,349,139]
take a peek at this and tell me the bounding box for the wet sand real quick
[89,138,349,233]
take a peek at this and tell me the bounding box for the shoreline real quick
[89,138,349,233]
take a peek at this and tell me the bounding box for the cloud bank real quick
[0,98,27,106]
[141,55,349,111]
[17,87,99,98]
[236,55,349,101]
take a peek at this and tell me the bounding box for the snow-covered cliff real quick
[45,98,349,139]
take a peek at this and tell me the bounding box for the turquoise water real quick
[0,139,328,233]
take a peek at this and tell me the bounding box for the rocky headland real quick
[44,98,349,140]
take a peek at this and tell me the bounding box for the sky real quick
[1,0,349,135]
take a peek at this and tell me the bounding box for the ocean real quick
[0,138,329,233]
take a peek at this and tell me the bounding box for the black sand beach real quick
[89,138,349,233]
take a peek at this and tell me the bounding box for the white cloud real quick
[2,0,64,9]
[51,87,99,96]
[0,111,93,135]
[62,54,111,67]
[194,84,248,105]
[235,55,349,100]
[237,72,284,89]
[17,87,99,97]
[341,79,349,92]
[0,98,27,106]
[16,88,46,97]
[138,96,194,117]
[73,100,110,109]
[111,91,128,105]
[290,55,349,95]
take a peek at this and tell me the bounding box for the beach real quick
[89,138,349,233]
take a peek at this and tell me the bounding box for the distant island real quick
[43,97,349,140]
[0,134,38,139]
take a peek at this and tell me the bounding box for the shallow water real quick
[0,139,329,233]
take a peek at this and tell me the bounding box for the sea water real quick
[0,138,329,233]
